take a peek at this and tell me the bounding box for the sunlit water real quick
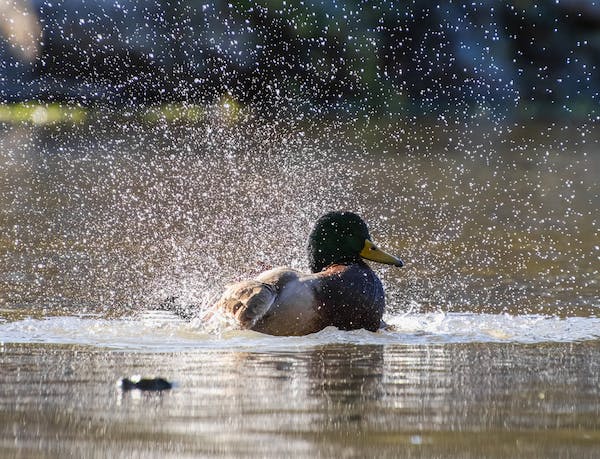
[2,340,600,458]
[1,119,599,457]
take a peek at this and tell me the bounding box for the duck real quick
[213,211,404,336]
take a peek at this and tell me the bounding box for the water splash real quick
[1,118,598,320]
[1,311,599,351]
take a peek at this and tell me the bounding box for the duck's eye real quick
[370,246,378,251]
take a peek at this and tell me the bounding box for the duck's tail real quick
[213,281,277,328]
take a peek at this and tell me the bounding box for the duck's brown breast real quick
[315,263,385,332]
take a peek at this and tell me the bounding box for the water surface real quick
[0,120,599,457]
[2,340,599,458]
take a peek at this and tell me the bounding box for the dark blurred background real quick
[1,0,599,118]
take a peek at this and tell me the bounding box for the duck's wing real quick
[252,268,324,336]
[214,280,277,328]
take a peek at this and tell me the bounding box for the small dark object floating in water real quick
[119,375,173,391]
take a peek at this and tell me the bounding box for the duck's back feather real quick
[252,268,322,335]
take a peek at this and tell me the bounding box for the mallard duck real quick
[214,211,403,336]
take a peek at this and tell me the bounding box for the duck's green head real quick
[307,211,404,273]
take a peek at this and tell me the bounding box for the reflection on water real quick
[1,342,599,458]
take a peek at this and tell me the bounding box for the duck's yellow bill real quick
[360,239,404,267]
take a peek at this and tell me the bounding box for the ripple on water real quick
[0,312,599,351]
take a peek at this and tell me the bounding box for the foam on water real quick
[1,311,598,351]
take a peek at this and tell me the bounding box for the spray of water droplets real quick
[1,109,598,321]
[1,1,599,327]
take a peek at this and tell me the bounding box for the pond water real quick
[0,118,599,457]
